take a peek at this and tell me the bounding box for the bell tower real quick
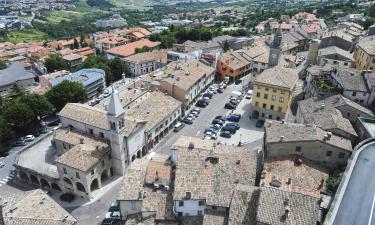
[268,24,283,67]
[107,88,125,133]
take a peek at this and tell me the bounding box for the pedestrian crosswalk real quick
[0,171,16,187]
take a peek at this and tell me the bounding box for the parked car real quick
[174,122,185,132]
[217,88,224,93]
[190,111,199,117]
[205,128,218,135]
[0,162,4,168]
[181,117,193,124]
[229,100,239,106]
[14,139,27,146]
[89,100,99,106]
[220,131,232,138]
[39,127,49,134]
[224,103,236,109]
[232,112,242,118]
[256,120,265,128]
[227,114,240,122]
[230,96,240,103]
[222,125,237,134]
[101,218,121,225]
[212,119,225,126]
[109,201,120,212]
[43,188,52,196]
[209,124,221,132]
[208,88,217,94]
[227,122,240,130]
[188,113,197,120]
[24,135,35,142]
[192,108,201,114]
[195,100,207,108]
[202,97,210,102]
[245,90,253,99]
[203,93,213,99]
[215,115,226,121]
[204,131,217,140]
[105,211,121,219]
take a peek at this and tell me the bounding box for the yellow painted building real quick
[353,39,375,71]
[251,66,298,120]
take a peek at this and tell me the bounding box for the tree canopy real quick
[0,59,6,70]
[45,80,86,111]
[44,54,68,73]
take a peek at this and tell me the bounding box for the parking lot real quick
[152,77,265,155]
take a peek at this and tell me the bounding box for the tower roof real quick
[272,25,283,48]
[107,88,124,117]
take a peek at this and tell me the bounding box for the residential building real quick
[51,68,106,99]
[171,136,258,218]
[95,36,129,52]
[167,40,221,63]
[260,156,330,198]
[0,189,77,225]
[216,51,252,82]
[62,53,83,70]
[159,60,215,110]
[296,94,374,124]
[96,14,127,28]
[353,38,375,71]
[264,120,352,168]
[320,29,355,51]
[125,91,182,151]
[256,187,321,225]
[124,50,168,77]
[106,39,161,59]
[117,156,174,223]
[0,62,36,95]
[251,66,298,120]
[317,46,354,68]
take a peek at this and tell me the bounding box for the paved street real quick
[153,76,264,155]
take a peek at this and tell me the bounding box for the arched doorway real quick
[30,174,39,186]
[76,182,86,193]
[101,170,109,183]
[137,150,141,158]
[63,177,73,186]
[51,183,61,191]
[18,171,29,182]
[40,178,50,189]
[90,179,99,192]
[110,167,114,176]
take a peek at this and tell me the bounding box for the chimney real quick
[280,136,284,142]
[80,138,84,144]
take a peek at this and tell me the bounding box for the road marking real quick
[0,180,6,184]
[8,174,15,178]
[368,192,375,225]
[2,178,8,182]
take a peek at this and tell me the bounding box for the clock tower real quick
[268,24,283,67]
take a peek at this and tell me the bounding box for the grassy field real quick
[46,10,86,23]
[7,29,48,43]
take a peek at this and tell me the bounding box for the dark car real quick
[222,125,236,134]
[203,92,213,99]
[224,103,236,109]
[256,120,265,128]
[212,119,225,126]
[220,131,232,138]
[229,100,239,106]
[215,115,226,121]
[226,114,240,122]
[182,117,193,124]
[195,100,207,108]
[201,98,210,104]
[227,122,240,130]
[101,218,122,225]
[217,88,224,93]
[235,79,242,85]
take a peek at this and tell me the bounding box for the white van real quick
[245,90,253,99]
[174,122,185,132]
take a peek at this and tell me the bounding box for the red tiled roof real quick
[106,39,160,58]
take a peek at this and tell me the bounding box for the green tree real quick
[19,94,53,120]
[73,38,80,49]
[326,177,337,193]
[2,101,36,134]
[109,57,124,81]
[0,59,6,70]
[368,4,375,18]
[7,83,27,100]
[45,80,86,111]
[135,45,151,53]
[44,54,68,73]
[222,40,230,52]
[0,116,15,144]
